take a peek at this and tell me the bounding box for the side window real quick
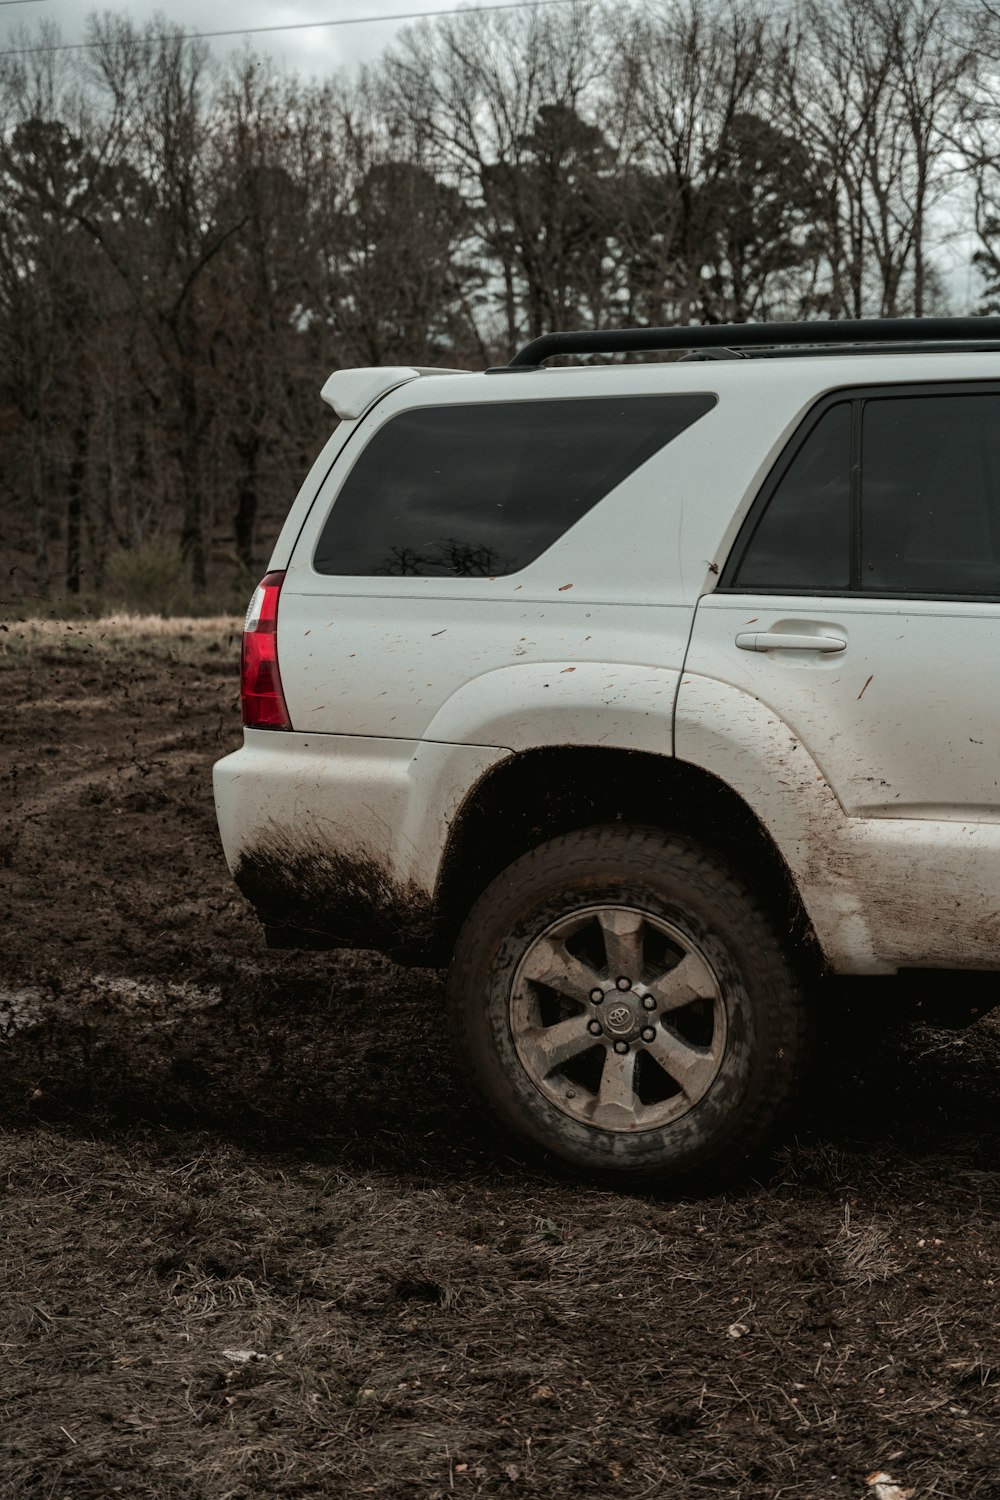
[861,395,1000,595]
[730,402,851,591]
[313,394,716,577]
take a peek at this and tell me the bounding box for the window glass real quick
[313,394,716,577]
[861,395,1000,595]
[731,402,851,591]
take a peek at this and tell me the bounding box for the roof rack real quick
[503,317,1000,370]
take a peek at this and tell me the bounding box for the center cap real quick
[604,1001,635,1037]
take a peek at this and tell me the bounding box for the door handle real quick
[735,631,847,654]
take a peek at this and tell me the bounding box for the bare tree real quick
[207,58,321,573]
[385,5,619,352]
[609,1,784,324]
[778,0,974,317]
[0,33,87,594]
[55,17,249,591]
[319,74,481,366]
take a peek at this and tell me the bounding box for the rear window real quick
[313,394,716,577]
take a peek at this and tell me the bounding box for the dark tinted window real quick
[731,402,851,591]
[862,395,1000,594]
[314,394,716,577]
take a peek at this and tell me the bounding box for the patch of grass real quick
[106,542,190,616]
[5,558,255,623]
[1,613,241,663]
[835,1204,901,1287]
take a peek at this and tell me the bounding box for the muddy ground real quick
[1,617,999,1500]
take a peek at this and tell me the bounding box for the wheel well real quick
[436,747,820,972]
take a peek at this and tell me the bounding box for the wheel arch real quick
[435,746,822,974]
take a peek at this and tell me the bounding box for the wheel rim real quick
[509,905,727,1132]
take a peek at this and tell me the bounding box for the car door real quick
[680,383,1000,821]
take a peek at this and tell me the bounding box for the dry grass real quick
[835,1205,901,1288]
[7,612,240,635]
[2,613,241,658]
[4,1108,1000,1499]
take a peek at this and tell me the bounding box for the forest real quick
[3,0,1000,609]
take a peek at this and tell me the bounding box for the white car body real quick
[214,348,1000,977]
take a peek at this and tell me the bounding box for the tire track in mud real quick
[14,730,210,821]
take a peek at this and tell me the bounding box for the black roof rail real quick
[503,318,1000,369]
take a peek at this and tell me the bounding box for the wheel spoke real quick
[591,1046,639,1127]
[518,1015,595,1078]
[599,909,645,980]
[520,935,599,1001]
[645,951,717,1013]
[644,1024,720,1100]
[511,900,728,1135]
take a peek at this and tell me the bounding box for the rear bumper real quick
[213,729,508,961]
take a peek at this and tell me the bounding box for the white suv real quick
[214,318,1000,1182]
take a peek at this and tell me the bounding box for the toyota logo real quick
[605,1003,634,1035]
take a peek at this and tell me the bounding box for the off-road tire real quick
[446,825,808,1182]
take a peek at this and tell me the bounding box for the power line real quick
[0,1,49,6]
[0,0,590,57]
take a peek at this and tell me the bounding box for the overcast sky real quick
[0,0,461,77]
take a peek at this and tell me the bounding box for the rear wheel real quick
[446,825,808,1182]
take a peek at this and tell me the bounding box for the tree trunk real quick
[234,428,261,573]
[31,438,48,598]
[502,255,517,357]
[65,413,90,595]
[178,367,207,594]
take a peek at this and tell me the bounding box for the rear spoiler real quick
[320,365,468,420]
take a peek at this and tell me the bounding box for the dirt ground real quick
[2,618,999,1500]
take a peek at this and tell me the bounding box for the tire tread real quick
[447,824,809,1183]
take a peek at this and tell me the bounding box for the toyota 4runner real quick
[214,317,1000,1181]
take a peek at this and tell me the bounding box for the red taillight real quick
[241,570,291,730]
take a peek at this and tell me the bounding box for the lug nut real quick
[614,1040,629,1054]
[588,1019,603,1036]
[590,988,604,1003]
[616,976,631,991]
[642,995,656,1011]
[641,1026,656,1042]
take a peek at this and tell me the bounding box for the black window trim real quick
[718,379,1000,603]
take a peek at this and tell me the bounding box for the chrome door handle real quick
[735,631,847,654]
